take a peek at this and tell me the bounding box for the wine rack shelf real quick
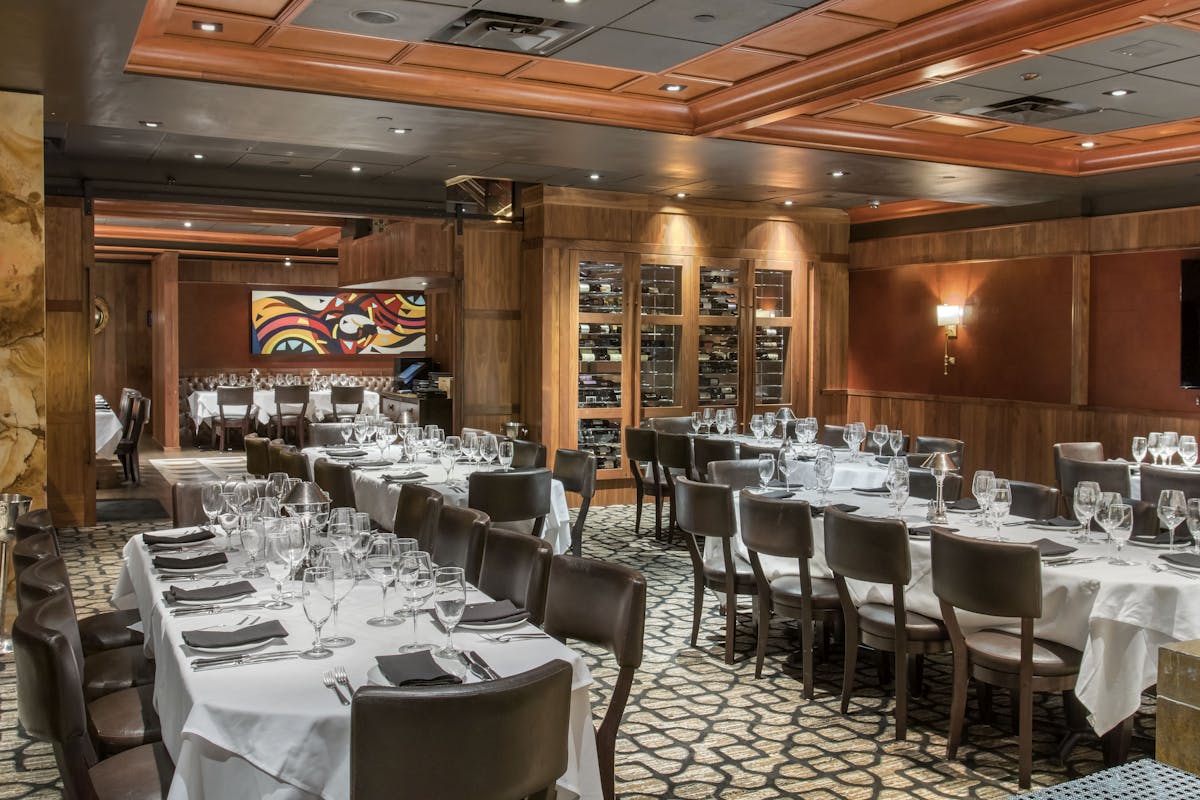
[640,324,678,408]
[755,327,787,404]
[641,263,682,316]
[579,323,622,409]
[578,418,621,471]
[755,269,791,318]
[699,324,738,406]
[578,259,623,315]
[699,266,739,317]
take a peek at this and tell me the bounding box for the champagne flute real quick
[1072,481,1100,544]
[498,439,515,470]
[888,429,904,457]
[756,454,775,493]
[433,566,467,658]
[318,546,357,648]
[299,566,334,660]
[201,481,224,534]
[1158,489,1187,551]
[397,551,434,653]
[365,535,402,627]
[1107,503,1134,565]
[1131,436,1148,465]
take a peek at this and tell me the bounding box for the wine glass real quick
[318,546,357,648]
[352,414,369,445]
[1095,491,1122,546]
[841,425,855,455]
[497,439,514,470]
[1148,432,1163,465]
[339,423,352,447]
[200,482,224,534]
[1163,431,1180,466]
[443,436,462,487]
[1131,436,1148,465]
[365,535,402,627]
[299,566,334,660]
[872,424,889,454]
[263,522,298,609]
[690,412,702,434]
[462,432,478,466]
[814,447,835,505]
[1187,498,1200,556]
[971,470,996,523]
[756,454,775,493]
[887,469,909,519]
[888,429,904,457]
[375,422,394,462]
[239,518,265,578]
[1107,503,1134,565]
[1072,481,1101,544]
[1158,489,1187,551]
[1181,436,1198,468]
[989,478,1012,540]
[266,472,288,504]
[749,415,764,441]
[397,551,435,653]
[433,566,467,658]
[714,414,728,438]
[218,494,240,555]
[480,434,499,467]
[763,412,777,440]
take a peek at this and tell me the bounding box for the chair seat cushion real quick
[858,603,947,642]
[79,609,143,655]
[88,684,162,754]
[769,575,841,610]
[89,741,173,800]
[703,563,758,595]
[965,629,1082,677]
[84,645,156,701]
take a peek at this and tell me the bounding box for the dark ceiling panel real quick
[552,28,713,72]
[611,0,799,47]
[294,0,471,43]
[1051,24,1200,71]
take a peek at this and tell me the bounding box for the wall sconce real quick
[936,304,963,375]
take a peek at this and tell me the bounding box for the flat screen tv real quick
[1181,260,1200,388]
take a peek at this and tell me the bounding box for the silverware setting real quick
[480,633,550,643]
[170,601,269,617]
[323,670,350,705]
[465,650,501,680]
[457,651,489,681]
[1149,563,1200,580]
[190,650,301,671]
[157,572,239,583]
[1043,556,1102,568]
[334,665,355,695]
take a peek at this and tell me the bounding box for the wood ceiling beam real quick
[847,199,988,224]
[94,244,337,262]
[92,198,347,227]
[94,224,341,249]
[1077,132,1200,174]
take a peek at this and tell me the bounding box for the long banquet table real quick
[112,528,603,800]
[300,446,575,555]
[188,389,381,427]
[705,480,1200,735]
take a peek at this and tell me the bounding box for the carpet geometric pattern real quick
[147,454,249,486]
[0,505,1154,799]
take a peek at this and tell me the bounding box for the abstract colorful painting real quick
[251,291,426,355]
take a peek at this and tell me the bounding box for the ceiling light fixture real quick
[829,170,847,178]
[192,153,205,160]
[388,127,412,135]
[869,200,881,209]
[589,172,601,180]
[192,20,223,32]
[183,221,193,228]
[351,9,400,25]
[675,192,687,198]
[1020,72,1041,81]
[1103,88,1134,97]
[284,258,293,267]
[694,13,715,22]
[350,165,363,172]
[783,200,794,206]
[932,95,964,105]
[556,0,584,5]
[139,120,162,128]
[1080,140,1097,148]
[661,83,687,93]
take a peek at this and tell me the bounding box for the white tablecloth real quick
[301,448,575,555]
[112,530,602,800]
[95,397,123,458]
[188,389,381,427]
[704,487,1200,735]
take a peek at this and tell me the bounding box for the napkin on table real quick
[948,498,979,511]
[182,620,287,650]
[144,529,215,546]
[153,552,228,571]
[1031,539,1077,558]
[1160,552,1200,569]
[1031,517,1078,528]
[853,486,889,494]
[810,503,859,518]
[755,489,795,500]
[908,525,958,537]
[375,652,462,687]
[382,472,429,482]
[163,580,255,606]
[461,599,530,625]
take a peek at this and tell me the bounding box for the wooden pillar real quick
[44,198,95,525]
[1070,254,1091,406]
[150,251,180,450]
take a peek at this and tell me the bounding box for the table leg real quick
[0,539,12,654]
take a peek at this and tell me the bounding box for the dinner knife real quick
[466,650,501,681]
[457,652,490,681]
[191,651,302,670]
[156,572,239,582]
[170,601,269,616]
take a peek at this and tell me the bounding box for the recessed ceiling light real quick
[139,120,162,128]
[192,20,223,32]
[661,83,687,93]
[932,94,964,105]
[183,221,193,228]
[192,153,205,160]
[299,173,313,179]
[388,127,412,135]
[782,200,794,206]
[693,13,715,22]
[588,172,601,180]
[284,258,293,267]
[1103,88,1134,97]
[556,0,584,5]
[1080,140,1097,148]
[869,200,881,209]
[675,192,687,198]
[350,165,363,172]
[350,9,399,24]
[829,170,847,178]
[1020,72,1041,81]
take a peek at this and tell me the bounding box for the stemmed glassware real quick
[497,439,515,470]
[1148,432,1163,465]
[1181,436,1198,468]
[397,551,435,653]
[480,434,499,467]
[238,518,265,578]
[749,415,765,441]
[218,494,240,555]
[1162,432,1180,466]
[375,421,394,463]
[1158,489,1187,551]
[690,412,702,435]
[756,454,775,493]
[872,424,889,454]
[339,423,353,447]
[888,429,905,457]
[886,461,909,519]
[266,472,288,504]
[443,436,462,488]
[365,536,402,627]
[1095,491,1122,545]
[1131,436,1148,466]
[1107,503,1134,565]
[201,481,224,535]
[813,447,835,505]
[352,415,369,446]
[988,478,1012,540]
[779,449,803,492]
[1072,481,1101,544]
[713,413,729,438]
[263,521,301,609]
[971,470,996,523]
[318,546,357,647]
[1187,498,1200,556]
[299,566,334,660]
[763,412,777,440]
[433,566,467,658]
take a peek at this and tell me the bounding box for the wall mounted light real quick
[936,304,963,375]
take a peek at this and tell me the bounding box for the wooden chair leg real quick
[690,575,704,647]
[800,605,815,700]
[894,649,909,741]
[910,654,925,697]
[633,493,644,537]
[723,587,736,665]
[946,655,970,759]
[753,598,770,679]
[1018,681,1033,789]
[840,622,858,715]
[653,492,663,540]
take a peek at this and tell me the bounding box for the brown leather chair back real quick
[351,660,573,800]
[709,459,765,492]
[818,424,847,448]
[739,492,814,560]
[1053,441,1104,485]
[393,483,443,546]
[313,458,356,509]
[910,470,963,502]
[478,528,552,626]
[673,476,736,540]
[16,551,73,614]
[624,426,658,469]
[13,532,58,599]
[553,448,597,557]
[432,505,488,585]
[914,435,965,468]
[330,385,364,420]
[217,386,254,419]
[647,416,693,434]
[267,440,292,474]
[14,508,55,543]
[244,434,271,477]
[656,432,694,479]
[931,529,1042,619]
[1141,464,1200,503]
[308,422,346,447]
[278,447,309,481]
[739,441,782,460]
[544,555,645,668]
[511,439,547,469]
[467,469,552,534]
[172,481,210,528]
[1059,457,1130,506]
[692,437,737,482]
[1009,480,1060,520]
[824,509,911,586]
[117,387,138,430]
[273,385,310,415]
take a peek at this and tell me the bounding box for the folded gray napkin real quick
[461,599,530,625]
[1135,530,1195,546]
[755,489,795,500]
[163,580,255,606]
[153,552,228,571]
[811,503,859,518]
[376,652,462,686]
[908,525,959,537]
[1160,552,1200,569]
[949,498,980,511]
[144,529,215,546]
[182,620,287,649]
[853,486,889,494]
[1031,539,1077,558]
[382,472,429,482]
[329,450,368,459]
[1032,517,1078,528]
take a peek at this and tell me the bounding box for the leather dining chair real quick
[1052,441,1104,487]
[172,481,209,528]
[1009,480,1061,520]
[266,439,291,475]
[624,426,668,539]
[330,385,364,421]
[739,440,782,461]
[430,505,488,585]
[213,386,255,452]
[270,385,310,448]
[351,660,572,800]
[552,448,597,557]
[673,476,757,664]
[1059,458,1131,516]
[14,593,174,800]
[824,509,951,740]
[511,439,548,469]
[646,416,693,434]
[931,530,1082,789]
[709,459,765,492]
[13,532,59,603]
[478,528,553,626]
[1140,464,1200,501]
[910,470,964,502]
[308,422,346,447]
[818,424,847,448]
[740,492,840,697]
[692,436,737,482]
[392,483,444,544]
[543,555,647,800]
[468,468,553,539]
[914,435,965,469]
[278,447,310,481]
[313,458,356,510]
[14,507,58,545]
[115,395,150,484]
[244,434,271,477]
[657,432,696,541]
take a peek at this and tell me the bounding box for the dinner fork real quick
[481,633,550,643]
[323,671,350,706]
[334,665,355,695]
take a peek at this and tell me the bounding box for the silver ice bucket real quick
[0,493,33,536]
[501,421,528,440]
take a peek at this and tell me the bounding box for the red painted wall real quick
[178,283,405,373]
[1090,248,1200,412]
[847,257,1074,403]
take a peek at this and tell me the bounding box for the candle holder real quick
[922,452,956,524]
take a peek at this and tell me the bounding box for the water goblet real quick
[749,415,764,441]
[238,519,265,578]
[480,434,499,466]
[318,546,357,648]
[1163,431,1180,466]
[756,454,775,493]
[299,566,335,660]
[872,424,889,454]
[690,412,702,434]
[498,439,515,470]
[1180,435,1198,468]
[1148,432,1163,465]
[263,523,297,609]
[1072,481,1100,544]
[365,536,402,627]
[339,423,353,447]
[1107,503,1134,565]
[814,447,835,505]
[1131,436,1148,465]
[433,566,467,658]
[1158,489,1187,551]
[989,478,1012,540]
[763,411,777,439]
[397,551,434,653]
[887,470,909,519]
[1095,491,1122,546]
[443,436,462,487]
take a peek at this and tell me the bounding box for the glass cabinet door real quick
[640,324,679,408]
[577,419,622,471]
[578,259,623,314]
[698,325,738,406]
[699,266,740,317]
[578,322,622,409]
[641,262,682,316]
[754,327,787,404]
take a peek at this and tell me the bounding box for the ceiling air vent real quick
[427,10,591,57]
[960,95,1099,126]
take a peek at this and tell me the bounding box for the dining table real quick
[300,446,576,555]
[111,527,603,800]
[187,389,381,427]
[704,480,1200,736]
[95,395,123,458]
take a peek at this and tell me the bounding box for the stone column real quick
[0,91,46,507]
[1158,640,1200,775]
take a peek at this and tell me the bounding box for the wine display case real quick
[577,418,622,471]
[699,266,740,317]
[755,269,791,318]
[698,325,738,406]
[640,324,678,407]
[755,327,787,404]
[641,262,681,316]
[578,259,624,314]
[578,323,622,408]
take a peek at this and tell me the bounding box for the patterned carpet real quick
[0,504,1154,799]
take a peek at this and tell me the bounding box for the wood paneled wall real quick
[339,218,454,287]
[179,258,339,286]
[93,261,152,405]
[150,252,180,450]
[44,198,95,525]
